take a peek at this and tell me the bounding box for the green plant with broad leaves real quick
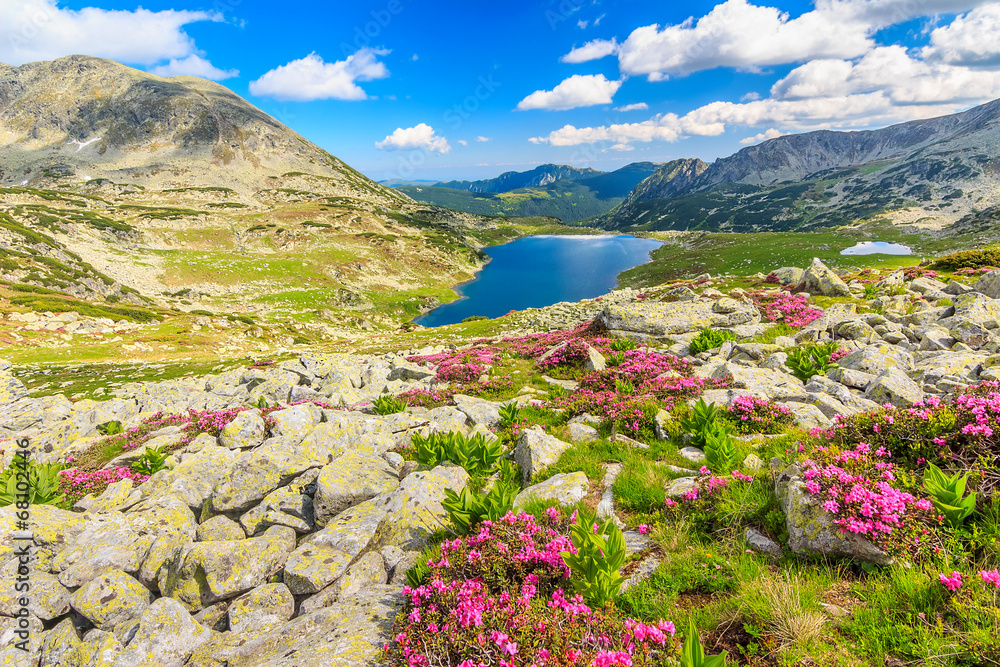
[131,445,170,477]
[411,431,505,477]
[254,395,270,409]
[442,482,519,535]
[680,617,728,667]
[498,402,521,428]
[606,351,627,367]
[0,457,66,507]
[609,338,637,352]
[689,327,739,355]
[704,428,742,474]
[560,509,627,607]
[96,420,123,436]
[406,560,430,588]
[614,379,635,395]
[923,463,977,528]
[680,399,735,450]
[372,394,408,416]
[785,341,839,382]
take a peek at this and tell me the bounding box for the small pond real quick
[414,234,662,328]
[840,241,912,256]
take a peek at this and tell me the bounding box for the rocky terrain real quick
[3,255,1000,666]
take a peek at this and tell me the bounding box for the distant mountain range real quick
[597,98,1000,233]
[396,162,662,223]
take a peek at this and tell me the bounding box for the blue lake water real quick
[414,235,662,327]
[840,241,912,256]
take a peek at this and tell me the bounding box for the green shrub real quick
[689,327,739,355]
[372,394,408,415]
[441,482,518,535]
[930,247,1000,271]
[498,402,521,428]
[0,458,66,507]
[560,509,627,607]
[703,428,742,474]
[97,420,124,436]
[680,399,735,449]
[411,431,504,477]
[785,341,839,382]
[131,445,170,477]
[923,463,976,528]
[609,338,637,352]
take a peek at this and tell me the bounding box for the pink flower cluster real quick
[981,569,1000,589]
[726,395,794,434]
[749,291,823,328]
[59,466,148,504]
[939,572,963,592]
[386,511,678,667]
[801,443,935,548]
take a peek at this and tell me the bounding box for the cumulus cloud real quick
[250,49,389,102]
[922,3,1000,67]
[1,0,223,66]
[149,54,237,81]
[517,74,622,111]
[564,0,990,80]
[375,123,451,154]
[476,136,492,142]
[457,139,468,146]
[739,128,785,144]
[614,102,649,112]
[562,38,619,64]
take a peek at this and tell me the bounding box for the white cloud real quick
[149,54,237,81]
[922,3,1000,67]
[562,38,619,64]
[375,123,451,154]
[250,49,389,102]
[577,20,589,29]
[739,128,785,144]
[614,102,649,112]
[476,136,492,142]
[457,139,468,146]
[1,0,222,66]
[610,143,635,151]
[517,74,622,111]
[412,54,419,61]
[568,0,989,80]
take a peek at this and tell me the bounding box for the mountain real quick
[399,162,662,223]
[599,98,1000,232]
[0,56,544,338]
[436,164,604,193]
[0,55,406,205]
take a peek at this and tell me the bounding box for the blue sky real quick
[6,1,1000,180]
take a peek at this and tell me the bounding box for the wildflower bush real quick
[749,291,823,328]
[385,511,679,667]
[662,471,765,537]
[800,442,937,557]
[724,396,795,434]
[59,467,148,506]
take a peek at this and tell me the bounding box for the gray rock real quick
[864,368,924,407]
[837,344,913,376]
[514,426,572,485]
[513,472,590,510]
[227,583,295,635]
[950,292,1000,328]
[269,404,323,443]
[219,410,265,449]
[452,394,501,428]
[679,447,706,464]
[111,597,211,667]
[583,345,607,371]
[313,451,399,527]
[567,421,599,443]
[974,269,1000,299]
[797,258,851,297]
[599,300,760,341]
[778,402,832,429]
[665,476,697,498]
[745,528,782,559]
[771,267,804,286]
[70,570,153,630]
[197,515,245,542]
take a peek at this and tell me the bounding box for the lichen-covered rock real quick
[452,394,501,428]
[313,451,399,527]
[138,532,189,593]
[224,587,403,667]
[0,564,70,620]
[950,292,1000,328]
[599,300,760,341]
[52,516,153,587]
[227,583,295,635]
[950,320,993,349]
[974,270,1000,299]
[0,371,28,406]
[745,528,782,559]
[282,544,354,595]
[513,472,589,510]
[84,479,135,514]
[778,401,832,429]
[664,477,697,498]
[299,415,395,458]
[219,410,265,449]
[710,363,806,400]
[863,368,924,407]
[211,442,326,513]
[139,445,240,512]
[70,569,153,630]
[837,344,914,376]
[39,618,81,667]
[566,422,599,443]
[771,266,804,286]
[329,552,387,601]
[197,515,245,542]
[162,526,296,610]
[773,460,891,565]
[111,597,210,667]
[514,426,572,484]
[797,258,851,297]
[269,404,323,444]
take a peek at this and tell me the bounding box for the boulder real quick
[745,528,782,560]
[327,552,387,602]
[0,370,28,405]
[0,568,71,620]
[227,583,296,635]
[219,410,266,449]
[313,451,399,527]
[710,363,806,400]
[864,368,924,407]
[771,267,804,286]
[599,300,760,341]
[211,441,327,513]
[162,526,296,610]
[949,292,1000,328]
[197,515,245,542]
[513,472,589,510]
[70,569,153,630]
[837,344,913,376]
[452,394,501,428]
[514,426,572,484]
[665,477,697,498]
[111,597,211,667]
[974,269,1000,299]
[269,403,323,443]
[566,422,599,443]
[797,258,851,297]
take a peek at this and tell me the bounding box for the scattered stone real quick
[513,472,590,510]
[514,426,572,485]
